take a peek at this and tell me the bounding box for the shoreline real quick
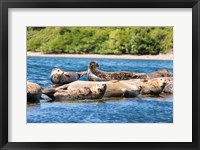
[27,52,173,60]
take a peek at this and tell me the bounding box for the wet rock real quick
[27,82,42,103]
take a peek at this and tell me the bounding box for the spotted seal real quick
[161,78,173,95]
[51,68,87,85]
[55,80,142,98]
[87,61,148,81]
[147,69,173,78]
[125,77,173,95]
[27,82,42,103]
[42,83,107,101]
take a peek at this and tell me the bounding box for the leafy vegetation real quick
[27,27,173,55]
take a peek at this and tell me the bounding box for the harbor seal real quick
[161,78,173,95]
[126,77,173,95]
[27,82,42,103]
[55,80,142,98]
[42,83,107,101]
[51,68,87,85]
[87,61,148,81]
[147,69,173,78]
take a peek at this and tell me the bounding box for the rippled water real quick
[27,57,173,123]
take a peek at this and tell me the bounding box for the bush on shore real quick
[27,27,173,55]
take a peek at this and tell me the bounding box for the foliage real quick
[27,27,173,55]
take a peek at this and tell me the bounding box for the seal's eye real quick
[58,70,60,72]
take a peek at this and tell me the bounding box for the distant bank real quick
[27,52,173,61]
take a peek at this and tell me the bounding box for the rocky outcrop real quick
[27,82,42,103]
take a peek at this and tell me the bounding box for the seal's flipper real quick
[135,74,148,79]
[64,72,70,77]
[110,80,119,83]
[55,84,69,90]
[41,88,55,99]
[77,71,87,77]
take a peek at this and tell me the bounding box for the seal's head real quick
[51,68,65,84]
[51,68,64,76]
[89,61,99,70]
[158,78,168,88]
[162,77,173,85]
[95,83,107,95]
[158,69,173,77]
[51,74,60,84]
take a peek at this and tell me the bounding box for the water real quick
[27,57,173,123]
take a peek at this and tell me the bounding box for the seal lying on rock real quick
[88,61,148,81]
[51,68,87,85]
[125,77,173,95]
[87,61,173,81]
[161,79,173,95]
[27,82,42,103]
[42,83,107,101]
[56,77,172,97]
[147,69,173,78]
[55,80,142,97]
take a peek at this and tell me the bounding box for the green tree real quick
[27,27,173,55]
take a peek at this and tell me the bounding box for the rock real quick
[27,82,42,103]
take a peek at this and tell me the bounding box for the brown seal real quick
[87,61,148,81]
[27,82,42,103]
[51,68,87,85]
[42,83,107,101]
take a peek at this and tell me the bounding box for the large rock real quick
[27,82,42,103]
